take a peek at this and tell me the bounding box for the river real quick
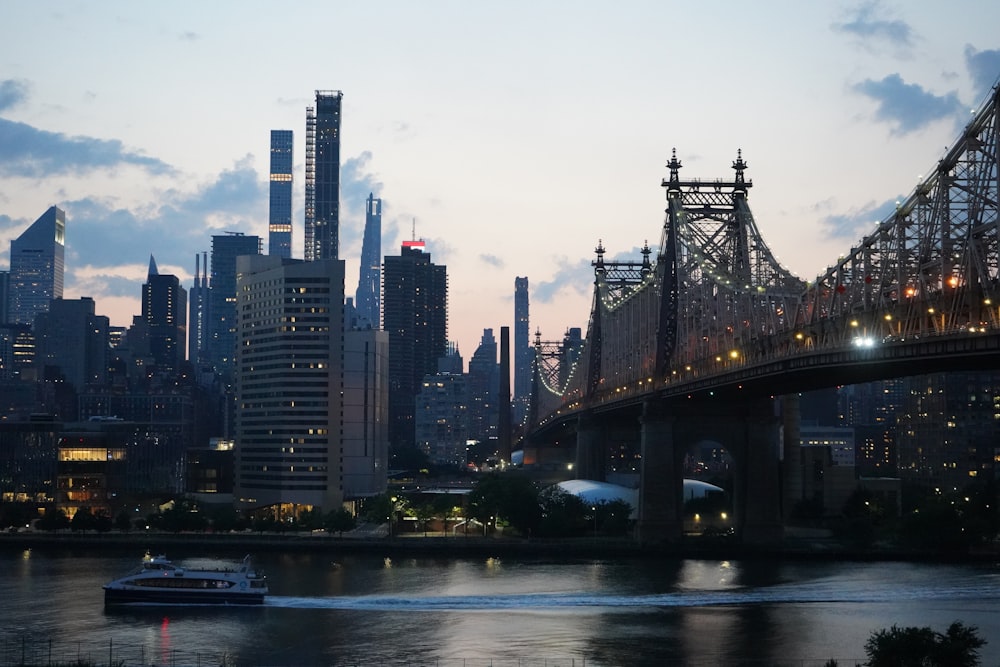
[0,546,997,666]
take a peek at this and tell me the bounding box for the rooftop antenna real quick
[411,217,416,242]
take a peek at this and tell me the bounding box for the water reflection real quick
[1,549,998,666]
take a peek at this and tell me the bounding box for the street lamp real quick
[591,506,597,538]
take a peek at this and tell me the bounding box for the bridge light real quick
[795,332,804,340]
[985,299,992,306]
[729,350,739,360]
[715,356,722,362]
[884,314,892,321]
[928,307,935,314]
[850,320,859,327]
[947,276,959,288]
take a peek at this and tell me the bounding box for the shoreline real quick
[3,531,997,564]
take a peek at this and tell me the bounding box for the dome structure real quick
[554,479,725,519]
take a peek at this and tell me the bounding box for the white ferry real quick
[103,553,268,605]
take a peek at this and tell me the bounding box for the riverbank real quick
[2,529,997,563]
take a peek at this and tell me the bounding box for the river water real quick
[0,546,998,666]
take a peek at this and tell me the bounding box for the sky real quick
[2,1,1000,361]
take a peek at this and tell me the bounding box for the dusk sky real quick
[2,1,1000,359]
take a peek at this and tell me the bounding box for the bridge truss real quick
[534,82,1000,424]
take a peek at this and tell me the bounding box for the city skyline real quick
[2,2,1000,357]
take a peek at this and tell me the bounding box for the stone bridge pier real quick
[635,395,788,545]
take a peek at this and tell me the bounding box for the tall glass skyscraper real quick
[513,277,531,425]
[9,205,65,326]
[355,193,382,329]
[268,130,293,258]
[304,90,343,262]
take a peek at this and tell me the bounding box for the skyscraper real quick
[142,255,187,376]
[33,296,108,391]
[513,277,530,425]
[355,193,382,329]
[207,233,261,387]
[467,328,499,447]
[383,241,448,454]
[304,90,343,262]
[188,252,209,367]
[233,254,345,511]
[9,206,65,326]
[268,130,294,258]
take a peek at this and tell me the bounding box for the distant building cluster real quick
[0,90,538,526]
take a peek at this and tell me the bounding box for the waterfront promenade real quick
[3,526,997,563]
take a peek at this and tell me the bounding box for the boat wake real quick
[265,580,1000,611]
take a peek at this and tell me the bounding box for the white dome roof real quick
[554,478,725,519]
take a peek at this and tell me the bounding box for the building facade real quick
[8,206,65,327]
[382,242,448,454]
[415,372,468,466]
[206,234,262,385]
[305,91,343,262]
[34,297,108,393]
[342,328,389,499]
[233,255,345,512]
[268,130,294,259]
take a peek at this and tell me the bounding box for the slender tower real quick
[355,193,382,329]
[513,277,530,425]
[268,130,293,258]
[304,90,343,261]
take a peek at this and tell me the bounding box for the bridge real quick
[524,83,1000,545]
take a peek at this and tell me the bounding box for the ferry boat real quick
[103,553,268,605]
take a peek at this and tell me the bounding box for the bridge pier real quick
[733,397,785,545]
[637,401,684,544]
[574,413,606,482]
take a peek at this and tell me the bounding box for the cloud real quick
[62,159,267,298]
[0,79,30,112]
[533,257,594,303]
[832,1,913,49]
[964,46,1000,102]
[479,253,503,268]
[852,74,963,134]
[338,151,385,251]
[820,196,900,239]
[0,117,174,178]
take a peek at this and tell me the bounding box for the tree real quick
[324,508,356,536]
[864,622,986,666]
[537,486,587,538]
[35,509,70,531]
[70,507,96,532]
[468,473,541,536]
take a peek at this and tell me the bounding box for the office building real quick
[415,371,468,466]
[8,206,65,327]
[513,277,530,425]
[268,130,294,258]
[33,297,108,392]
[233,255,346,512]
[207,234,262,384]
[305,90,343,261]
[383,241,448,453]
[355,193,382,329]
[141,255,187,377]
